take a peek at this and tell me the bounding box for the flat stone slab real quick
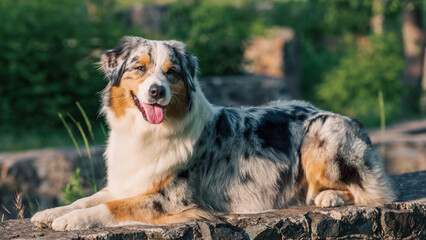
[1,171,425,240]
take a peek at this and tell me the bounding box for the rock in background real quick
[368,118,426,174]
[0,147,105,220]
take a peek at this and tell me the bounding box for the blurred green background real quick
[0,0,425,151]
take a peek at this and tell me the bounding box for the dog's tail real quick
[347,149,396,206]
[301,113,396,206]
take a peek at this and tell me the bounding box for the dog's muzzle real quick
[131,90,165,124]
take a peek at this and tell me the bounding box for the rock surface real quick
[200,75,290,107]
[1,171,425,240]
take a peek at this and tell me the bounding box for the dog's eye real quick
[134,65,146,72]
[166,68,177,75]
[166,68,180,83]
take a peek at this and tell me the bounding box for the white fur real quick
[31,190,114,228]
[51,204,115,231]
[314,190,346,208]
[104,87,215,199]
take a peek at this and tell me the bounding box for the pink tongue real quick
[143,104,164,124]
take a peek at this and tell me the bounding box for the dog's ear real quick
[165,40,198,92]
[100,36,139,86]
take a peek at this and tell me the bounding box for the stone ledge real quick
[1,171,425,240]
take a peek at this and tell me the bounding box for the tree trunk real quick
[402,0,425,114]
[371,0,385,34]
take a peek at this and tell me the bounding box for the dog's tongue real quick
[143,104,164,124]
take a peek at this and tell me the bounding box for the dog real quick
[31,36,395,231]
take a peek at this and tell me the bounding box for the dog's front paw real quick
[314,190,345,208]
[52,205,114,231]
[31,206,73,229]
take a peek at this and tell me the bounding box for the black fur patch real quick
[241,173,254,184]
[200,151,207,160]
[276,168,291,188]
[178,170,190,179]
[216,110,233,138]
[198,138,205,147]
[243,117,253,140]
[352,119,373,146]
[306,115,329,131]
[131,56,139,63]
[297,114,307,121]
[153,201,165,214]
[255,110,292,155]
[335,154,363,188]
[215,137,222,148]
[158,188,166,197]
[182,198,189,206]
[318,139,326,148]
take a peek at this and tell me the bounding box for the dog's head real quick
[100,36,197,124]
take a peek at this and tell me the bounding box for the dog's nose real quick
[149,84,166,99]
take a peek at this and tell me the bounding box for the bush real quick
[316,33,404,127]
[0,0,138,132]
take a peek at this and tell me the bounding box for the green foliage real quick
[316,33,404,127]
[62,168,85,205]
[271,0,372,39]
[163,0,266,76]
[269,0,409,127]
[0,0,141,132]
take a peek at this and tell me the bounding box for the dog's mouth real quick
[130,91,165,124]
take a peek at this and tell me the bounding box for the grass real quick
[58,102,106,202]
[1,192,26,220]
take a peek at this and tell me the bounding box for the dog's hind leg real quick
[301,113,395,207]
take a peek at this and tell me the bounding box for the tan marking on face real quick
[109,54,152,118]
[138,54,152,69]
[159,58,188,121]
[162,59,174,72]
[166,81,188,120]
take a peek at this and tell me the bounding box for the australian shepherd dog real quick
[32,37,395,231]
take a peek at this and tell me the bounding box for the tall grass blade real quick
[14,192,24,219]
[1,205,11,215]
[76,101,95,142]
[22,190,35,215]
[100,122,108,139]
[35,199,41,211]
[378,90,386,137]
[66,113,97,192]
[378,89,386,161]
[67,113,92,160]
[58,113,82,157]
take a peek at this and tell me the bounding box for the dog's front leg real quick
[51,191,212,231]
[31,189,114,229]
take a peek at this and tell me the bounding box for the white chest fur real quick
[104,95,213,199]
